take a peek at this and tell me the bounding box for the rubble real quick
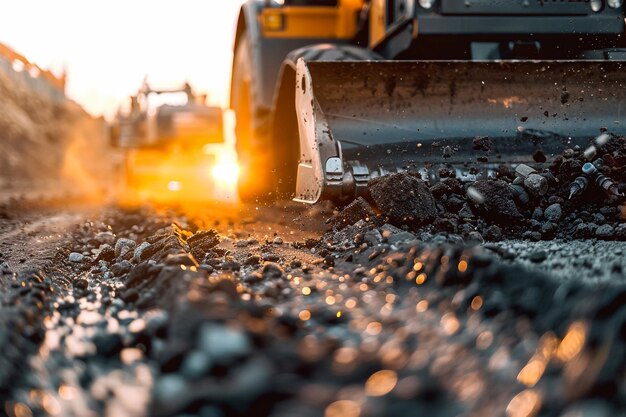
[327,134,626,242]
[367,172,437,227]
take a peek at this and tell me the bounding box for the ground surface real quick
[1,197,625,417]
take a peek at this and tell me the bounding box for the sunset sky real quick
[0,0,245,118]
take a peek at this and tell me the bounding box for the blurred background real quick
[0,0,245,203]
[0,0,244,118]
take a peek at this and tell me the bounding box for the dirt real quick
[0,198,625,417]
[0,70,112,198]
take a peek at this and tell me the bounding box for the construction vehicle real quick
[231,0,626,204]
[111,82,237,202]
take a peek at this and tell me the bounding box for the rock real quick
[575,223,598,238]
[544,203,563,222]
[533,150,547,163]
[532,207,543,220]
[442,146,455,158]
[273,236,283,245]
[592,213,606,225]
[110,260,132,277]
[470,180,523,223]
[220,261,241,271]
[74,277,89,290]
[484,225,503,242]
[522,231,542,241]
[364,229,383,246]
[368,172,437,227]
[515,164,537,179]
[197,324,252,364]
[133,242,151,262]
[458,203,474,219]
[115,238,137,258]
[244,255,261,266]
[95,244,115,262]
[509,185,530,206]
[180,350,213,379]
[243,271,263,284]
[472,136,492,152]
[187,230,220,261]
[524,173,548,196]
[596,224,615,239]
[69,252,84,263]
[152,374,189,414]
[262,262,283,278]
[95,231,116,245]
[528,251,548,263]
[467,231,484,244]
[541,222,557,239]
[331,197,374,230]
[121,288,140,304]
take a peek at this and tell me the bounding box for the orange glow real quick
[118,110,239,205]
[506,389,542,417]
[325,400,361,417]
[415,300,429,313]
[556,321,587,362]
[470,296,483,311]
[365,370,398,397]
[517,355,548,387]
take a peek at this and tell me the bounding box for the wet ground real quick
[1,197,625,417]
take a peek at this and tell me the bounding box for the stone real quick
[69,252,84,263]
[472,136,492,152]
[524,173,548,196]
[596,224,615,239]
[95,244,115,262]
[197,324,252,364]
[470,180,523,223]
[262,262,283,278]
[528,251,548,263]
[115,238,137,258]
[368,172,437,227]
[331,197,374,230]
[133,242,152,263]
[180,350,212,379]
[544,203,562,222]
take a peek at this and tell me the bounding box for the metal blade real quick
[294,60,626,203]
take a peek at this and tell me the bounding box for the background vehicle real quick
[111,82,238,202]
[231,0,626,203]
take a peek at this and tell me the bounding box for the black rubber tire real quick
[231,31,275,203]
[285,44,383,65]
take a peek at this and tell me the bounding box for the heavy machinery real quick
[111,82,237,202]
[231,0,626,203]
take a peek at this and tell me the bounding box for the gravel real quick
[2,133,626,417]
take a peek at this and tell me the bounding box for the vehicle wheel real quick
[231,31,276,203]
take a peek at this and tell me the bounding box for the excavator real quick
[111,82,237,202]
[231,0,626,204]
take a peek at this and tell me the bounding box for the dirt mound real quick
[0,70,111,197]
[331,135,626,242]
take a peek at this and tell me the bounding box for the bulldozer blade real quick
[292,60,626,204]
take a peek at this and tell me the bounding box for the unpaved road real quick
[1,199,625,417]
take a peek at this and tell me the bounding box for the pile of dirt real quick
[0,70,111,196]
[331,134,626,242]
